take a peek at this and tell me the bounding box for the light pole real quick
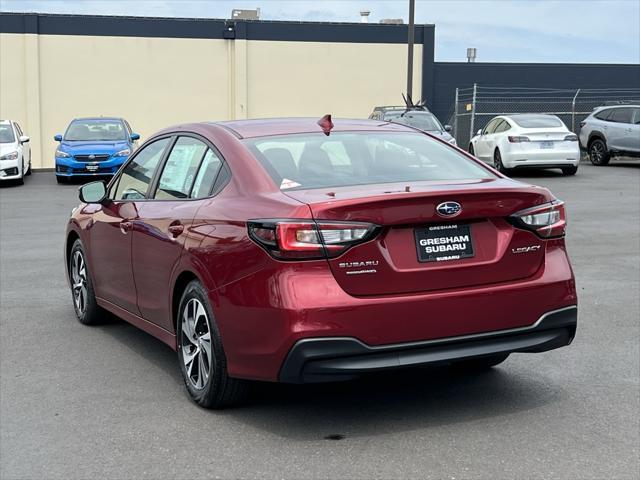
[406,0,416,102]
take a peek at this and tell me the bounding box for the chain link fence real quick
[449,86,640,148]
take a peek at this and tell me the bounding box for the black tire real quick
[177,280,247,409]
[452,353,509,371]
[468,144,475,155]
[588,138,610,166]
[25,160,32,176]
[562,166,578,176]
[493,149,511,175]
[16,159,24,185]
[56,175,68,184]
[69,239,108,325]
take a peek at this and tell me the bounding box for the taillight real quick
[509,201,566,238]
[564,134,578,141]
[248,220,380,260]
[579,121,586,128]
[508,136,530,143]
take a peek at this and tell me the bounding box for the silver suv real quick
[579,105,640,165]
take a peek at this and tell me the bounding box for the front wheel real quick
[69,239,107,325]
[562,166,578,176]
[177,280,247,409]
[17,159,24,185]
[468,144,475,155]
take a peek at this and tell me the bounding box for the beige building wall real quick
[0,32,422,169]
[246,41,421,119]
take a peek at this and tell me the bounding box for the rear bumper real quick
[502,145,580,168]
[279,305,577,383]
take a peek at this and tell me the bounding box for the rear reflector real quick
[509,201,566,238]
[248,220,380,260]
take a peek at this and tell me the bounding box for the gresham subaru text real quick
[65,117,577,408]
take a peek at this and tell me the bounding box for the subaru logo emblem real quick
[88,154,95,160]
[436,201,462,217]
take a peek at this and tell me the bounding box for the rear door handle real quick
[168,223,184,237]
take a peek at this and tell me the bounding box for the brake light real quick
[248,220,380,260]
[564,134,578,141]
[508,136,530,143]
[509,201,566,238]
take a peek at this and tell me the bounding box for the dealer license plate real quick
[539,141,554,149]
[414,224,474,263]
[85,163,99,172]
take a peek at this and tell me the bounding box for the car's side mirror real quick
[19,135,30,144]
[54,134,63,142]
[444,125,452,132]
[130,133,140,141]
[79,181,107,204]
[477,129,483,136]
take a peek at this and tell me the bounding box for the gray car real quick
[369,107,457,145]
[579,104,640,165]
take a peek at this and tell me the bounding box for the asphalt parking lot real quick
[1,161,639,480]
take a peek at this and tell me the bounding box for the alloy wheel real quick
[494,150,503,171]
[180,298,212,390]
[71,250,88,314]
[590,142,604,164]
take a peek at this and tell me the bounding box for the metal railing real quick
[450,85,640,148]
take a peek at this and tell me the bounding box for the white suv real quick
[0,120,31,184]
[579,105,640,165]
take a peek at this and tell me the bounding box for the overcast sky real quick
[2,0,639,63]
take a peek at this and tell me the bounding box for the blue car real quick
[54,117,140,183]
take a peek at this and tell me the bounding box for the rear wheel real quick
[452,353,509,371]
[177,280,247,409]
[562,166,578,176]
[69,239,108,325]
[589,138,610,166]
[493,149,511,175]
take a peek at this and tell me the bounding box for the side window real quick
[609,108,633,124]
[495,120,510,133]
[633,108,640,125]
[594,109,611,121]
[483,119,497,134]
[154,137,208,200]
[191,149,223,198]
[114,138,170,200]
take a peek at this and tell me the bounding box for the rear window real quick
[245,132,494,191]
[511,116,563,128]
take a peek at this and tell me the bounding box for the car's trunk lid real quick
[284,178,553,296]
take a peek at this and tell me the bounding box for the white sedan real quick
[469,114,580,176]
[0,119,31,185]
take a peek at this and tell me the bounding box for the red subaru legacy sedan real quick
[65,117,577,408]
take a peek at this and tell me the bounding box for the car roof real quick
[0,119,12,125]
[71,117,125,122]
[594,104,640,110]
[210,117,415,139]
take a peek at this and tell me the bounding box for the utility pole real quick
[406,0,415,102]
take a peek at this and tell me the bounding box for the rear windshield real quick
[390,113,444,132]
[65,120,127,141]
[511,115,563,128]
[245,131,494,190]
[0,123,15,144]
